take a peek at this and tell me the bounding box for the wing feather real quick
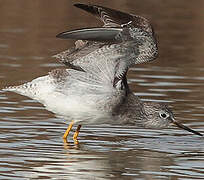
[56,27,123,42]
[55,4,158,88]
[74,3,136,27]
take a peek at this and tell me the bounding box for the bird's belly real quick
[41,92,112,124]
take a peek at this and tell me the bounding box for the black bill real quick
[172,121,203,136]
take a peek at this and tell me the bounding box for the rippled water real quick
[1,0,204,179]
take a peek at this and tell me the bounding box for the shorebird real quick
[3,4,202,143]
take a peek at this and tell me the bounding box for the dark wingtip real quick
[73,3,98,15]
[74,3,89,9]
[56,32,64,38]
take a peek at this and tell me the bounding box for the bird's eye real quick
[159,112,168,119]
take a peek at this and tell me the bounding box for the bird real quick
[3,3,202,143]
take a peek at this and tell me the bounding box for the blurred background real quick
[0,0,204,179]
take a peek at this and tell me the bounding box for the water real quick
[0,0,204,179]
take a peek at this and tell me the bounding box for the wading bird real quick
[3,4,202,143]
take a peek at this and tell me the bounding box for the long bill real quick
[172,120,203,136]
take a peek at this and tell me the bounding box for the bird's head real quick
[142,102,202,136]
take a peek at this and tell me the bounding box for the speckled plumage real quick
[3,4,202,136]
[55,4,158,80]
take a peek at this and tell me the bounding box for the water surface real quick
[0,0,204,179]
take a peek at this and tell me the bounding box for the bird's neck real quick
[112,92,144,125]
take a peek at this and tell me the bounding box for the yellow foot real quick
[74,139,79,145]
[63,120,74,142]
[73,125,82,144]
[63,138,68,144]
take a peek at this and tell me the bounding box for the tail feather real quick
[2,75,53,101]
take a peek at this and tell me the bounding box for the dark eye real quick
[159,112,168,119]
[161,113,166,118]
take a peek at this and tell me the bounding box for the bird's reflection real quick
[63,140,81,150]
[61,139,177,179]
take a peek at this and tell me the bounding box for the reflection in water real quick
[1,115,203,179]
[0,0,204,179]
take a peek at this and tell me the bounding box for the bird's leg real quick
[73,125,82,144]
[63,120,74,143]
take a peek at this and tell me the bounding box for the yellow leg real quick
[63,120,74,143]
[73,125,82,143]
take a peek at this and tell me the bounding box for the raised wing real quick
[54,4,158,85]
[57,27,123,42]
[73,3,153,33]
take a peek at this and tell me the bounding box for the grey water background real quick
[0,0,204,179]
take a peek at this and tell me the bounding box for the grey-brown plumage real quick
[54,3,158,81]
[3,4,202,137]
